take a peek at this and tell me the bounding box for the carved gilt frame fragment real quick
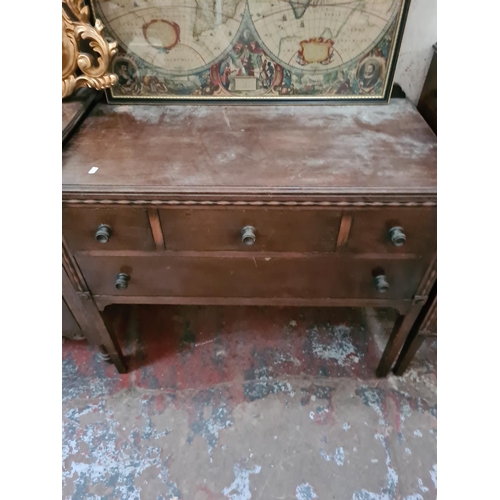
[62,0,118,98]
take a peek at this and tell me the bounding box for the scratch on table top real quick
[223,108,232,130]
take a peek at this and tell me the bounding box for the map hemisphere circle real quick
[247,0,401,74]
[94,0,247,77]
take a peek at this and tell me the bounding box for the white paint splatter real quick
[222,464,261,500]
[405,448,412,455]
[414,430,423,437]
[205,413,232,445]
[356,387,387,426]
[343,422,351,431]
[334,447,345,466]
[430,464,437,489]
[309,406,329,423]
[403,495,423,500]
[399,400,412,422]
[310,325,360,366]
[417,478,429,492]
[253,367,273,379]
[320,447,344,465]
[273,352,301,366]
[296,482,318,499]
[352,434,398,500]
[63,404,178,499]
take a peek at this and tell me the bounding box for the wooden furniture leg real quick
[62,298,85,340]
[393,283,437,375]
[98,309,128,372]
[375,303,424,377]
[62,267,127,373]
[393,334,426,375]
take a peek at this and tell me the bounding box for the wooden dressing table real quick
[62,98,436,376]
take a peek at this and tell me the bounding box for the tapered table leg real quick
[376,303,423,377]
[62,266,128,373]
[393,333,426,376]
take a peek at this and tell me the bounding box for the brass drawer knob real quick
[95,224,112,244]
[374,275,389,293]
[115,273,130,290]
[389,226,406,246]
[241,226,256,245]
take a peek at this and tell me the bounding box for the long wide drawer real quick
[76,255,429,300]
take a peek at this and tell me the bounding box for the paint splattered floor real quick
[62,306,437,500]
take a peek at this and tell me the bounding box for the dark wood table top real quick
[62,99,436,201]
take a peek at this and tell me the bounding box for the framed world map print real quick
[90,0,410,103]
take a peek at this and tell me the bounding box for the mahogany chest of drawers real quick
[62,99,437,376]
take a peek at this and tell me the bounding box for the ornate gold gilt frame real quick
[62,0,118,98]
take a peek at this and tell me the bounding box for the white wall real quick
[394,0,437,104]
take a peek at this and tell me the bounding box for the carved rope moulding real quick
[63,199,437,207]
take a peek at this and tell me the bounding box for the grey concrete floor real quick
[62,306,437,500]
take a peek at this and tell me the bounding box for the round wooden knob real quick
[241,226,256,245]
[374,275,389,293]
[389,226,406,247]
[115,273,130,290]
[95,224,112,244]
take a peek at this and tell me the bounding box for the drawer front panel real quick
[158,208,342,252]
[347,208,437,255]
[63,208,155,251]
[77,255,429,300]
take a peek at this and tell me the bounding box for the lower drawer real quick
[76,255,429,300]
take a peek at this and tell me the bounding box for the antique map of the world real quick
[92,0,408,101]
